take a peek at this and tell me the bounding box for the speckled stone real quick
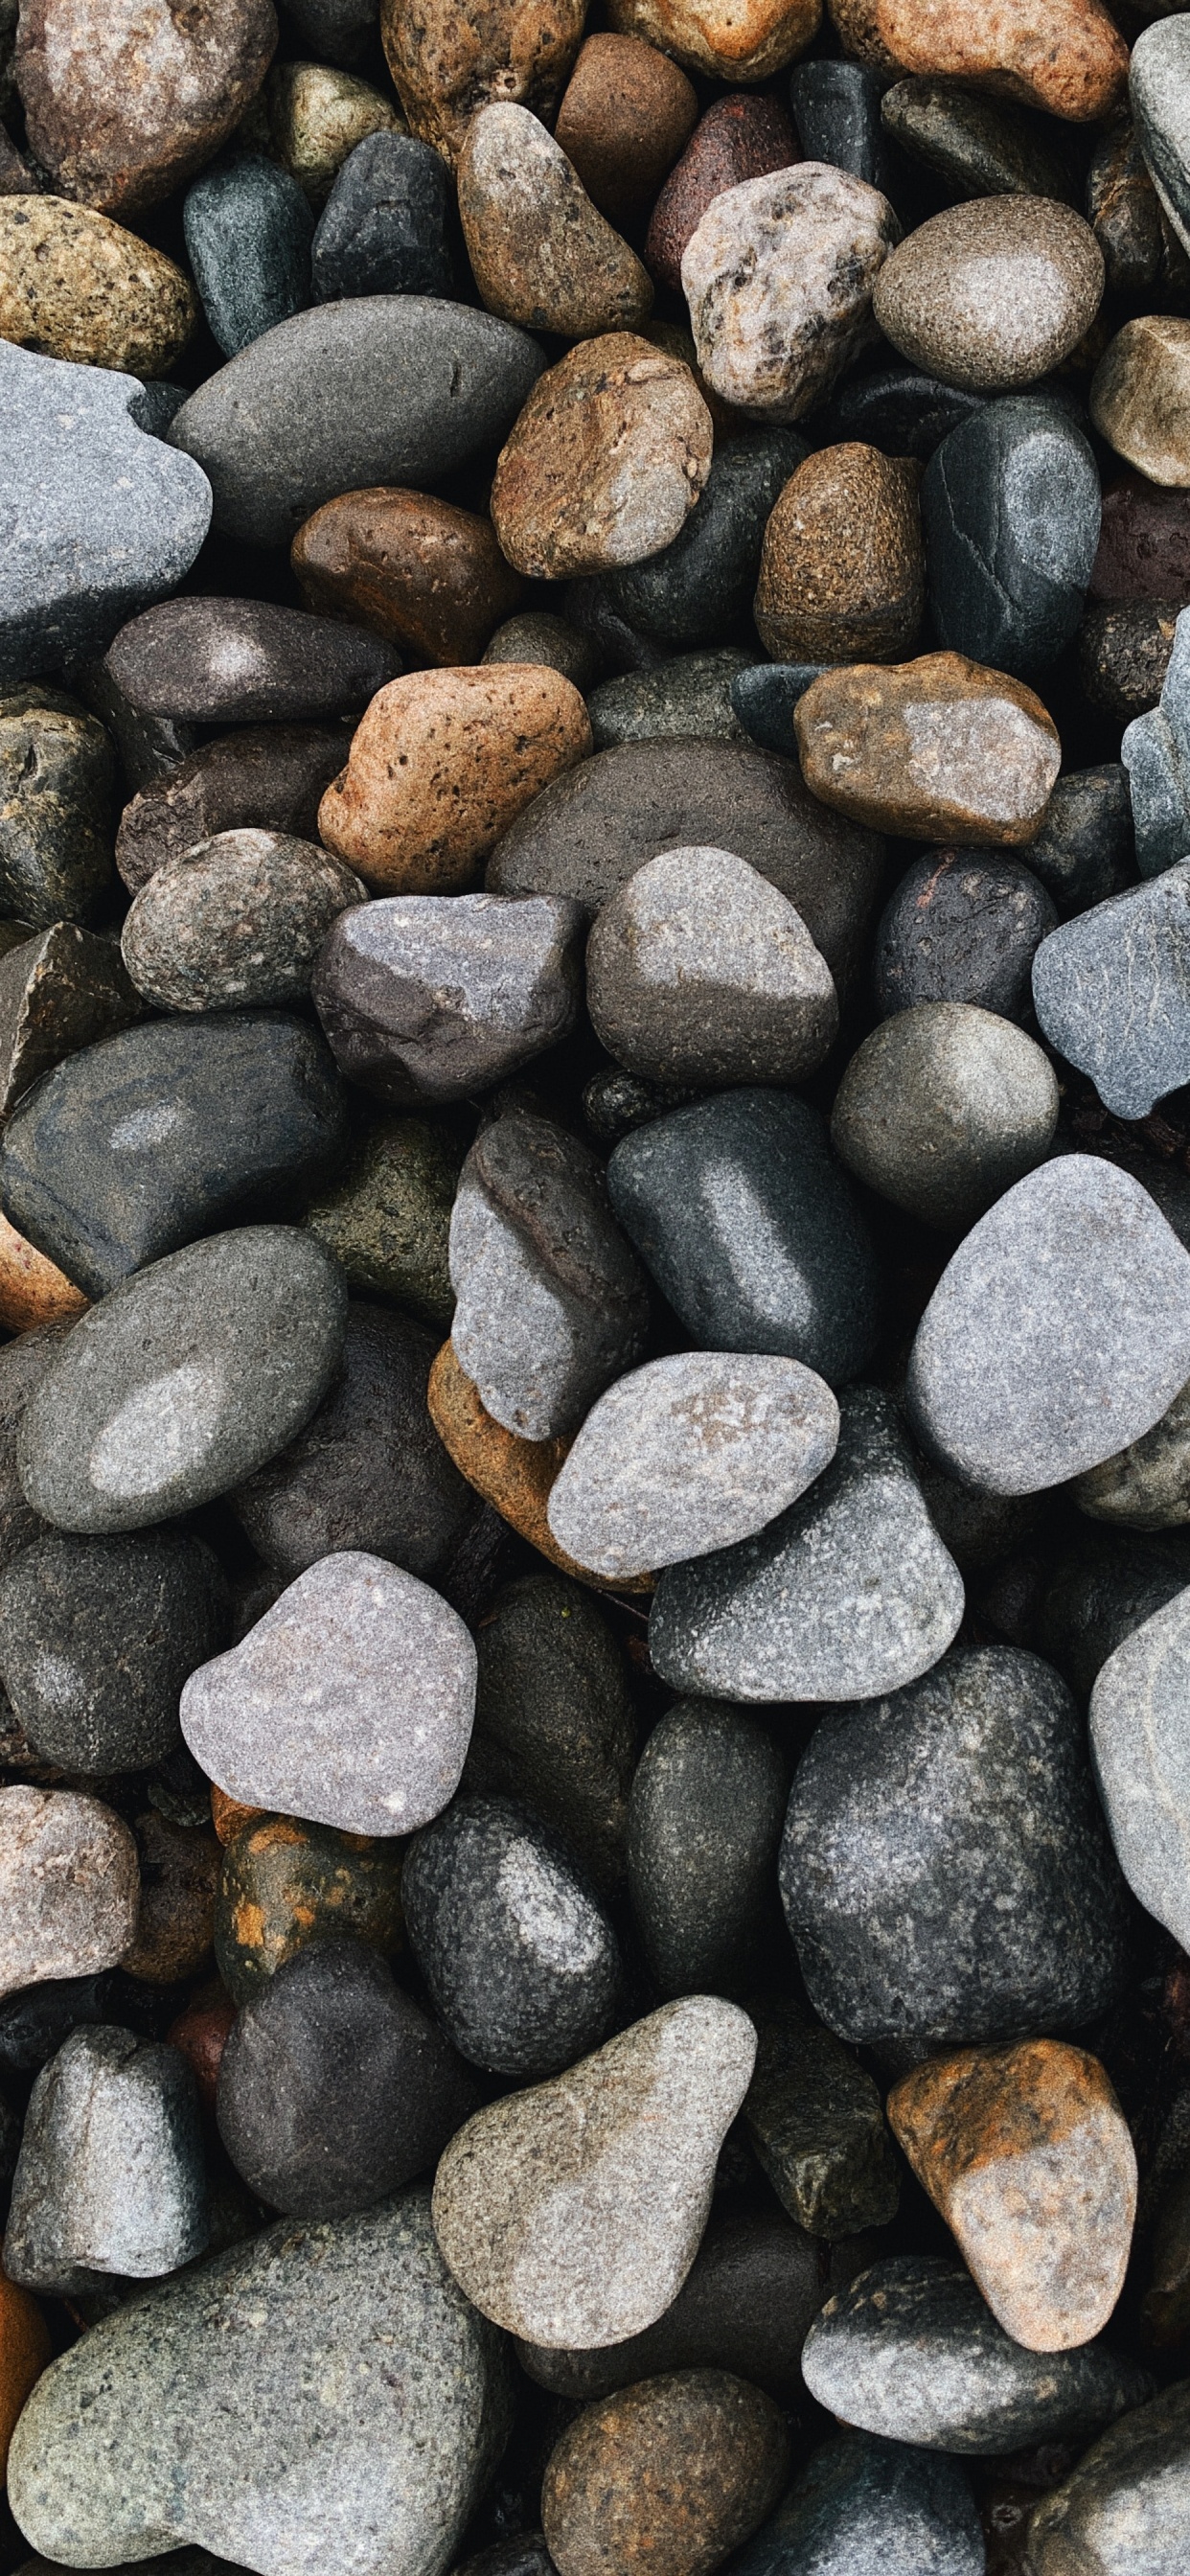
[304,1114,463,1327]
[432,1996,757,2345]
[802,2256,1148,2455]
[874,849,1057,1021]
[7,2189,513,2576]
[1034,865,1190,1120]
[587,650,751,749]
[0,1529,225,1774]
[1121,606,1190,875]
[1090,316,1190,489]
[0,925,140,1115]
[888,2039,1136,2354]
[1020,765,1134,918]
[922,398,1102,678]
[16,1226,346,1536]
[540,2372,790,2576]
[1080,601,1179,720]
[782,1644,1133,2049]
[106,596,399,726]
[1074,1384,1190,1532]
[1095,475,1190,608]
[469,1572,637,1897]
[183,154,312,359]
[610,1092,878,1388]
[380,0,584,164]
[1087,117,1166,300]
[13,0,277,216]
[681,166,898,424]
[831,1003,1059,1230]
[826,0,1128,122]
[554,34,697,227]
[459,104,652,338]
[586,845,837,1088]
[1131,18,1190,265]
[873,196,1103,395]
[606,432,805,649]
[755,442,923,664]
[1088,1584,1190,1956]
[0,694,114,926]
[215,1811,404,2002]
[5,2026,207,2295]
[292,487,522,665]
[0,1787,139,1999]
[1028,2380,1190,2573]
[115,724,348,893]
[743,1996,899,2240]
[908,1159,1190,1497]
[313,889,581,1102]
[730,2433,983,2576]
[626,1702,788,1999]
[0,196,196,375]
[0,1324,72,1574]
[311,131,452,300]
[795,654,1062,843]
[122,829,363,1014]
[491,334,713,581]
[266,60,400,205]
[646,94,798,294]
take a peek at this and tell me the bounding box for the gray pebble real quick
[482,611,601,693]
[5,2026,207,2295]
[1131,16,1190,264]
[1090,1583,1190,1954]
[0,1324,72,1574]
[743,1997,900,2240]
[729,2429,983,2576]
[730,663,828,758]
[1029,2379,1190,2573]
[626,1700,789,1999]
[606,431,807,647]
[586,650,751,750]
[872,197,1105,395]
[105,595,400,725]
[1074,1380,1190,1531]
[116,724,350,893]
[830,1002,1059,1231]
[122,828,365,1013]
[468,1573,637,1898]
[312,890,583,1105]
[311,131,453,301]
[0,924,141,1117]
[1032,863,1190,1118]
[0,1787,140,2000]
[0,689,116,927]
[0,1530,226,1774]
[921,397,1102,678]
[183,154,314,358]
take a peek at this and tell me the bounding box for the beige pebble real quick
[872,195,1104,395]
[795,651,1061,843]
[382,0,584,165]
[827,0,1129,122]
[681,164,898,423]
[267,60,401,203]
[1090,315,1190,491]
[492,333,713,580]
[607,0,821,83]
[458,104,652,339]
[0,195,195,375]
[0,1786,140,2001]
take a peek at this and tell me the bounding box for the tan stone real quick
[888,2039,1137,2352]
[607,0,819,82]
[872,196,1105,396]
[292,487,524,666]
[828,0,1129,123]
[755,442,923,663]
[554,34,698,228]
[318,665,593,894]
[458,104,652,340]
[491,334,713,581]
[794,652,1061,843]
[0,1787,140,2000]
[267,59,401,203]
[381,0,584,165]
[0,1213,86,1334]
[541,2374,790,2576]
[681,165,897,424]
[1090,316,1190,491]
[0,196,195,375]
[427,1340,652,1593]
[13,0,277,217]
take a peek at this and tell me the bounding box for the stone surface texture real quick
[14,0,278,215]
[380,0,585,163]
[5,2024,208,2294]
[1032,865,1190,1120]
[681,165,899,424]
[122,828,364,1013]
[491,334,713,580]
[872,196,1104,394]
[830,1002,1059,1230]
[794,652,1062,841]
[312,890,582,1103]
[458,104,652,338]
[585,845,838,1087]
[540,2372,791,2576]
[0,1787,139,2000]
[0,196,196,375]
[755,440,923,665]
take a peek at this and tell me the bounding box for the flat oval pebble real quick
[830,1002,1059,1230]
[681,165,899,424]
[872,196,1104,395]
[754,441,923,664]
[105,596,400,724]
[312,889,581,1101]
[492,334,713,580]
[0,195,196,376]
[458,104,652,338]
[586,845,837,1087]
[0,1786,139,1999]
[540,2371,790,2576]
[14,0,278,215]
[292,486,523,665]
[794,652,1062,842]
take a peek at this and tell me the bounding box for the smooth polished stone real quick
[1033,865,1190,1119]
[1090,1584,1190,1958]
[312,890,582,1104]
[104,595,399,725]
[794,654,1061,845]
[490,332,713,581]
[873,195,1103,395]
[626,1701,790,2000]
[881,75,1075,203]
[554,34,698,229]
[922,398,1102,678]
[0,1528,226,1774]
[291,486,522,666]
[755,440,924,666]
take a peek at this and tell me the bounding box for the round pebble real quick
[831,1003,1059,1230]
[872,196,1105,395]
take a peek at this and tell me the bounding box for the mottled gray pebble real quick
[1090,1583,1190,1955]
[122,828,365,1013]
[729,2430,983,2576]
[0,1528,226,1773]
[743,1997,900,2241]
[5,2025,207,2294]
[586,846,837,1090]
[681,166,899,422]
[1032,864,1190,1118]
[1028,2378,1190,2573]
[586,652,751,749]
[105,595,400,725]
[312,891,583,1104]
[0,1787,140,2000]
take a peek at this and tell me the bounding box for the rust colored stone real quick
[794,652,1061,844]
[215,1811,405,2003]
[554,35,698,228]
[0,196,195,376]
[211,1785,268,1847]
[380,0,584,164]
[120,1811,220,1985]
[491,334,713,582]
[646,93,801,294]
[0,1212,86,1334]
[0,2267,50,2475]
[888,2038,1137,2353]
[608,0,818,82]
[755,443,924,664]
[167,1982,237,2113]
[541,2371,791,2576]
[292,489,524,668]
[827,0,1128,123]
[1090,475,1190,605]
[14,0,278,216]
[427,1341,652,1594]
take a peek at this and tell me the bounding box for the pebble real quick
[606,430,806,649]
[754,441,924,665]
[554,34,698,228]
[547,1353,839,1581]
[539,2372,790,2576]
[790,59,889,190]
[1087,117,1166,300]
[626,1702,788,1999]
[402,1794,623,2077]
[16,1226,346,1535]
[0,1219,86,1335]
[1079,599,1178,721]
[743,1996,900,2239]
[1121,605,1190,876]
[0,2274,50,2484]
[794,653,1062,844]
[922,398,1102,678]
[427,1338,588,1583]
[13,0,277,214]
[1090,473,1190,604]
[730,662,826,754]
[1023,763,1134,916]
[681,166,899,424]
[881,75,1075,204]
[449,1108,650,1441]
[0,1787,139,1999]
[7,2190,513,2576]
[122,827,364,1014]
[586,845,837,1088]
[888,2038,1137,2353]
[5,2025,207,2294]
[0,1323,72,1571]
[646,93,798,293]
[730,2433,983,2576]
[304,1113,463,1326]
[0,924,140,1115]
[431,1995,757,2345]
[266,60,400,204]
[459,105,652,339]
[292,488,523,665]
[491,334,713,581]
[1089,1584,1190,1957]
[586,650,751,749]
[0,690,114,926]
[380,0,584,164]
[1089,315,1190,489]
[216,1939,474,2217]
[831,1003,1058,1231]
[1131,17,1190,265]
[484,610,601,690]
[782,1644,1133,2049]
[873,849,1057,1022]
[215,1810,404,2002]
[317,667,592,894]
[312,890,582,1102]
[120,1812,219,1984]
[183,155,313,359]
[826,0,1129,124]
[469,1571,637,1897]
[873,196,1103,395]
[801,2254,1148,2456]
[1033,866,1190,1118]
[105,595,399,725]
[0,195,196,376]
[182,1551,475,1836]
[819,357,986,457]
[167,300,544,548]
[311,130,452,300]
[115,724,348,892]
[1075,1383,1190,1531]
[0,1529,226,1773]
[1028,2380,1190,2573]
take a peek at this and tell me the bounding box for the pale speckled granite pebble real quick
[0,1785,139,2000]
[681,165,899,424]
[5,2024,208,2294]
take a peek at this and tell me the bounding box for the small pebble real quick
[5,2025,207,2294]
[872,196,1104,394]
[469,1571,637,1898]
[754,441,924,664]
[492,334,713,581]
[831,1002,1059,1230]
[586,845,837,1088]
[380,0,584,164]
[0,1787,139,1999]
[626,1701,789,1999]
[1033,864,1190,1118]
[554,34,698,228]
[790,59,889,190]
[183,155,313,359]
[311,130,453,299]
[873,849,1057,1021]
[122,828,364,1014]
[540,2372,790,2576]
[743,1996,900,2239]
[215,1810,404,2002]
[681,166,899,423]
[458,104,652,339]
[312,890,582,1101]
[794,653,1062,844]
[266,59,400,204]
[291,487,523,665]
[0,195,196,376]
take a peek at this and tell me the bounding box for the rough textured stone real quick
[266,60,400,205]
[922,398,1102,678]
[106,596,399,726]
[586,845,836,1088]
[459,104,652,339]
[0,1324,71,1574]
[1087,115,1167,300]
[121,828,364,1014]
[831,1003,1059,1230]
[183,154,312,360]
[1131,17,1190,265]
[873,196,1103,395]
[827,0,1129,124]
[1081,597,1180,721]
[0,692,114,925]
[874,848,1057,1021]
[0,1530,226,1774]
[16,1226,346,1536]
[1027,2380,1190,2574]
[881,75,1075,202]
[0,2275,50,2484]
[304,1114,463,1326]
[1026,764,1134,917]
[120,1813,218,1985]
[782,1644,1133,2050]
[1034,1525,1190,1703]
[431,1996,756,2345]
[646,94,798,294]
[1090,316,1190,489]
[380,0,584,164]
[215,1811,404,2003]
[0,196,195,375]
[1075,1384,1190,1532]
[74,655,197,792]
[1090,472,1190,605]
[625,1701,788,1999]
[743,1996,899,2240]
[540,2373,790,2576]
[469,1572,636,1897]
[13,0,277,216]
[606,432,806,650]
[1088,1584,1190,1957]
[313,890,581,1102]
[681,166,898,424]
[311,130,450,300]
[755,442,923,664]
[0,1788,139,1999]
[292,487,522,666]
[5,2026,207,2295]
[7,2189,513,2576]
[115,725,348,894]
[729,2433,983,2576]
[0,925,140,1115]
[554,34,698,228]
[1034,865,1190,1119]
[795,654,1062,843]
[491,334,713,582]
[587,649,751,750]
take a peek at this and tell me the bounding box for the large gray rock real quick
[7,2188,513,2576]
[1032,865,1190,1119]
[5,2025,208,2295]
[312,891,583,1105]
[0,343,212,686]
[168,297,544,546]
[1090,1583,1190,1954]
[1028,2378,1190,2572]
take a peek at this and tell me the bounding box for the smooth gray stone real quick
[0,343,211,687]
[0,1529,227,1774]
[830,1000,1058,1232]
[626,1700,789,1999]
[5,2025,208,2295]
[1032,864,1190,1118]
[801,2257,1151,2456]
[649,1386,964,1705]
[729,2429,983,2576]
[906,1157,1190,1497]
[1090,1582,1190,1955]
[16,1227,347,1536]
[1121,605,1190,877]
[312,890,583,1105]
[184,154,314,359]
[1132,16,1190,262]
[731,663,827,757]
[0,1324,72,1575]
[167,297,545,547]
[586,649,751,749]
[1029,2377,1190,2573]
[105,595,400,725]
[7,2188,514,2576]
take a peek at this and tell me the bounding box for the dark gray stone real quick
[585,651,750,750]
[105,596,400,726]
[801,2256,1150,2455]
[167,298,545,548]
[1035,1528,1190,1699]
[16,1226,347,1536]
[583,1065,702,1147]
[881,78,1077,202]
[605,431,807,648]
[781,1645,1133,2050]
[626,1700,788,1998]
[0,1012,349,1300]
[830,1001,1059,1232]
[1024,763,1135,915]
[1080,598,1178,723]
[729,2429,983,2576]
[0,1970,174,2073]
[1121,606,1190,878]
[312,891,583,1105]
[216,1938,475,2219]
[606,1089,881,1385]
[0,689,116,927]
[283,0,378,64]
[71,657,197,795]
[467,1572,637,1898]
[5,2025,208,2295]
[184,155,314,359]
[122,829,365,1015]
[0,925,142,1118]
[116,725,351,893]
[743,1997,901,2241]
[0,1325,70,1575]
[1131,17,1190,267]
[818,361,987,458]
[0,1530,227,1774]
[650,1386,964,1705]
[922,399,1102,678]
[1028,2377,1190,2572]
[790,60,890,189]
[874,849,1058,1021]
[127,382,190,440]
[483,610,602,692]
[730,663,827,758]
[1033,865,1190,1118]
[402,1795,623,2079]
[312,132,452,303]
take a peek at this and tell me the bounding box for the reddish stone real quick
[168,1983,237,2112]
[645,94,800,294]
[1090,475,1190,604]
[555,34,698,227]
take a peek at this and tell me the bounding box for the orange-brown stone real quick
[0,1212,87,1333]
[608,0,819,83]
[554,35,698,227]
[541,2370,791,2576]
[316,664,593,893]
[119,1811,220,1984]
[828,0,1128,123]
[211,1784,267,1847]
[794,652,1061,844]
[0,2266,50,2474]
[427,1341,652,1594]
[380,0,584,164]
[167,1981,237,2112]
[292,488,524,667]
[755,443,924,664]
[491,334,713,581]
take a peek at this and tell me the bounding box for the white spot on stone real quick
[497,1837,603,1971]
[89,1361,224,1498]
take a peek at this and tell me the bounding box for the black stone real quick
[873,850,1057,1022]
[0,1530,227,1774]
[730,2429,984,2576]
[881,77,1077,203]
[626,1700,788,2000]
[467,1573,638,1898]
[0,1971,182,2073]
[790,61,890,189]
[1034,1528,1190,1700]
[1022,764,1135,915]
[311,132,453,302]
[104,597,400,726]
[730,663,828,757]
[817,362,987,460]
[127,382,189,440]
[283,0,378,65]
[582,1066,702,1148]
[605,432,807,649]
[1079,599,1179,721]
[0,1325,71,1575]
[743,1997,901,2241]
[922,399,1102,679]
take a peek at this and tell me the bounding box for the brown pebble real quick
[167,1982,237,2112]
[827,0,1128,123]
[458,104,652,339]
[120,1811,220,1985]
[0,2271,51,2477]
[755,443,923,664]
[872,196,1105,396]
[609,0,818,80]
[1090,316,1190,491]
[1091,475,1190,604]
[427,1341,652,1593]
[554,34,698,227]
[115,725,350,896]
[0,1214,86,1333]
[211,1786,267,1847]
[646,93,800,294]
[1078,600,1179,721]
[887,2038,1137,2352]
[0,194,195,375]
[381,0,584,164]
[794,652,1061,844]
[317,664,592,894]
[292,488,524,667]
[13,0,277,216]
[491,333,713,581]
[541,2371,791,2576]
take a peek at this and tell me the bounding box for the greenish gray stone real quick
[482,612,601,693]
[881,78,1077,202]
[743,1997,901,2242]
[0,689,116,927]
[829,1002,1059,1231]
[586,650,751,750]
[5,2024,208,2295]
[1075,1379,1190,1530]
[183,154,314,359]
[303,1113,466,1328]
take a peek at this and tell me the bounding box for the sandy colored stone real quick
[755,442,923,663]
[888,2039,1136,2353]
[607,0,819,81]
[795,653,1061,843]
[681,165,898,425]
[491,334,713,581]
[0,1213,86,1334]
[459,104,652,340]
[540,2372,791,2576]
[381,0,584,164]
[0,1787,140,2001]
[555,34,698,227]
[432,1997,757,2346]
[211,1786,265,1847]
[0,2270,51,2477]
[13,0,278,217]
[827,0,1128,123]
[873,196,1105,396]
[267,59,400,204]
[1091,316,1190,492]
[317,665,592,893]
[0,196,195,376]
[292,487,523,666]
